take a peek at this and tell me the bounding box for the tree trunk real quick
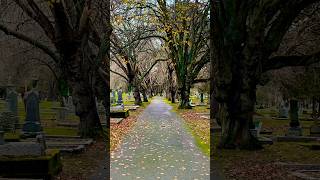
[178,82,192,109]
[289,99,299,127]
[59,40,102,138]
[167,63,175,103]
[66,69,102,138]
[214,48,261,149]
[133,86,142,105]
[171,89,175,103]
[318,98,320,113]
[142,89,148,102]
[312,97,316,114]
[73,88,101,138]
[217,83,261,149]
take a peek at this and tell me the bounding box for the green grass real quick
[4,132,20,141]
[261,118,315,136]
[189,95,209,104]
[164,98,210,156]
[44,127,78,136]
[184,123,210,156]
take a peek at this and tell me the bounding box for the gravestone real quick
[98,102,106,122]
[279,102,289,118]
[6,88,19,128]
[0,130,4,145]
[286,99,302,136]
[21,89,43,137]
[52,107,68,122]
[67,96,74,112]
[110,91,115,104]
[117,89,123,104]
[112,90,116,103]
[310,113,320,136]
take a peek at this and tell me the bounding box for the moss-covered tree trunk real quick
[216,60,261,149]
[59,39,103,138]
[133,86,142,105]
[178,80,192,109]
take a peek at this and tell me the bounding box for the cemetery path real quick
[110,97,211,180]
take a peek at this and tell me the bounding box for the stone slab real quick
[110,110,129,118]
[47,144,85,154]
[258,136,273,145]
[45,135,81,139]
[275,162,320,170]
[273,136,320,142]
[45,139,92,146]
[200,115,210,119]
[0,142,42,156]
[272,117,289,120]
[290,170,320,180]
[0,149,61,179]
[57,122,79,128]
[110,118,124,124]
[260,130,273,135]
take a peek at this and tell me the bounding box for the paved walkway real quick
[110,97,210,180]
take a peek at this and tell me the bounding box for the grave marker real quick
[279,102,289,118]
[21,86,43,137]
[286,99,302,136]
[117,89,123,104]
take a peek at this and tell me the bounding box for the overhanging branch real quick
[0,24,59,63]
[138,58,169,84]
[263,51,320,72]
[111,69,129,81]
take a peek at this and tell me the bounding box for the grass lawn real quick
[44,127,78,136]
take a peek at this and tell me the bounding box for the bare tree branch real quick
[111,69,128,81]
[0,23,59,63]
[263,51,320,72]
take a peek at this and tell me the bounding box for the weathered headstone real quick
[52,107,68,121]
[286,99,302,136]
[117,89,123,104]
[110,91,115,104]
[66,96,75,115]
[128,92,132,101]
[98,102,106,122]
[279,102,289,118]
[310,113,320,136]
[6,88,19,128]
[22,88,42,137]
[112,90,116,103]
[0,130,4,145]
